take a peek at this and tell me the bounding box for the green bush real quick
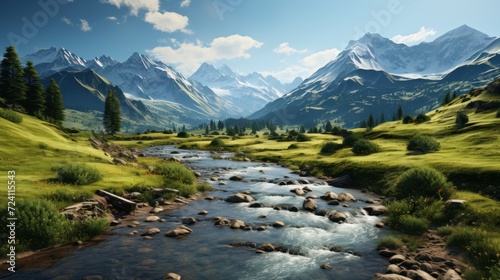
[196,183,213,192]
[393,167,455,200]
[163,129,173,134]
[352,139,380,155]
[177,131,189,138]
[415,113,431,124]
[209,138,225,147]
[376,236,404,250]
[288,144,299,149]
[402,115,414,124]
[14,199,68,249]
[65,218,109,243]
[397,214,430,235]
[0,108,23,123]
[342,134,361,147]
[407,134,440,153]
[155,163,195,185]
[436,225,454,236]
[54,164,103,185]
[456,111,469,128]
[296,133,311,142]
[320,142,344,154]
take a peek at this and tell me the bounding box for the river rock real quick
[193,171,201,178]
[372,273,412,280]
[164,272,181,280]
[320,191,338,200]
[389,254,406,264]
[229,175,243,181]
[375,222,385,228]
[182,217,196,225]
[210,177,218,181]
[328,199,340,205]
[165,226,192,238]
[198,210,208,215]
[328,211,347,223]
[273,221,285,228]
[443,269,462,280]
[230,220,245,229]
[303,198,317,211]
[141,228,161,236]
[386,264,401,274]
[320,264,332,269]
[337,192,356,202]
[255,225,267,231]
[258,243,275,252]
[405,269,435,280]
[306,194,318,199]
[302,186,313,192]
[214,217,231,226]
[379,250,397,258]
[364,205,388,216]
[291,188,305,196]
[259,214,267,218]
[145,215,161,222]
[225,193,254,203]
[289,206,299,212]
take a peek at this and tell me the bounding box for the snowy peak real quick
[124,52,159,70]
[88,55,118,69]
[434,24,490,43]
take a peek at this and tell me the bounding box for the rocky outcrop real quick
[225,193,255,203]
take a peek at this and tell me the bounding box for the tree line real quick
[0,46,65,125]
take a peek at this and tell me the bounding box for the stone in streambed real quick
[141,228,161,236]
[164,273,181,280]
[225,193,254,203]
[165,226,192,238]
[303,198,317,211]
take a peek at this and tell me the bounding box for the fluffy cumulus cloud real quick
[391,26,437,45]
[80,19,92,32]
[180,0,191,8]
[148,35,263,75]
[61,17,72,25]
[144,11,190,33]
[101,0,160,15]
[263,48,341,83]
[273,42,307,55]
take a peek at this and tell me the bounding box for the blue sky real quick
[1,0,499,82]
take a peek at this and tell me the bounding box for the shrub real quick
[296,133,311,142]
[320,142,344,154]
[396,214,430,235]
[0,108,23,123]
[209,138,225,148]
[177,131,189,138]
[407,134,440,153]
[393,167,455,200]
[436,225,454,236]
[288,144,299,149]
[342,134,361,147]
[455,111,469,128]
[352,139,380,155]
[211,131,220,135]
[163,129,173,134]
[38,142,48,149]
[196,183,213,192]
[402,115,414,124]
[14,199,68,249]
[415,113,431,124]
[376,236,404,250]
[65,218,109,243]
[54,164,103,185]
[170,181,197,197]
[155,163,195,185]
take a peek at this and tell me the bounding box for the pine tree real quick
[325,121,333,133]
[452,91,457,100]
[23,61,45,116]
[205,126,209,135]
[380,112,385,124]
[172,124,177,132]
[103,90,121,135]
[360,120,367,128]
[367,113,375,129]
[251,122,257,134]
[442,91,451,105]
[44,79,65,125]
[217,120,224,130]
[299,125,305,133]
[0,46,26,108]
[181,124,186,132]
[397,105,403,120]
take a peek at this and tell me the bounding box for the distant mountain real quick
[23,47,88,77]
[250,25,500,127]
[190,63,297,115]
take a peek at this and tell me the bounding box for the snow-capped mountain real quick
[23,47,88,77]
[97,53,239,119]
[250,25,500,127]
[86,55,118,70]
[190,63,297,115]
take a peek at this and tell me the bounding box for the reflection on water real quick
[1,146,389,280]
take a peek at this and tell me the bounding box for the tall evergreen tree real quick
[0,46,26,108]
[325,121,333,133]
[44,78,65,125]
[380,112,385,124]
[442,91,451,105]
[367,113,375,129]
[181,124,186,132]
[23,61,45,116]
[103,90,121,135]
[217,120,224,130]
[452,91,457,100]
[205,126,209,135]
[251,122,257,134]
[397,105,403,120]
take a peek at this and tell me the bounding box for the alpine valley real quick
[22,25,500,131]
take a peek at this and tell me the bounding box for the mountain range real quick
[250,25,500,127]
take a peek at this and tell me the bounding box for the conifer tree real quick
[44,78,65,125]
[23,61,45,116]
[325,121,333,133]
[380,112,385,124]
[442,91,451,105]
[452,91,457,100]
[103,89,121,135]
[397,105,403,120]
[0,46,26,108]
[367,113,375,129]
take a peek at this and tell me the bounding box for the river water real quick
[2,146,390,280]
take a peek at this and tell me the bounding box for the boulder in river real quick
[257,243,275,252]
[141,227,161,236]
[337,192,356,202]
[328,211,347,223]
[165,226,192,238]
[363,205,388,216]
[225,193,255,203]
[290,188,305,196]
[229,175,243,181]
[273,221,285,228]
[230,220,246,229]
[164,273,181,280]
[320,191,338,201]
[182,217,196,225]
[303,198,317,211]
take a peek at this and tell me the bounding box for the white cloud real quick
[391,26,437,45]
[106,16,118,21]
[144,11,191,33]
[100,0,159,15]
[263,48,341,83]
[79,19,92,32]
[148,35,263,75]
[61,17,72,25]
[180,0,191,8]
[273,42,308,55]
